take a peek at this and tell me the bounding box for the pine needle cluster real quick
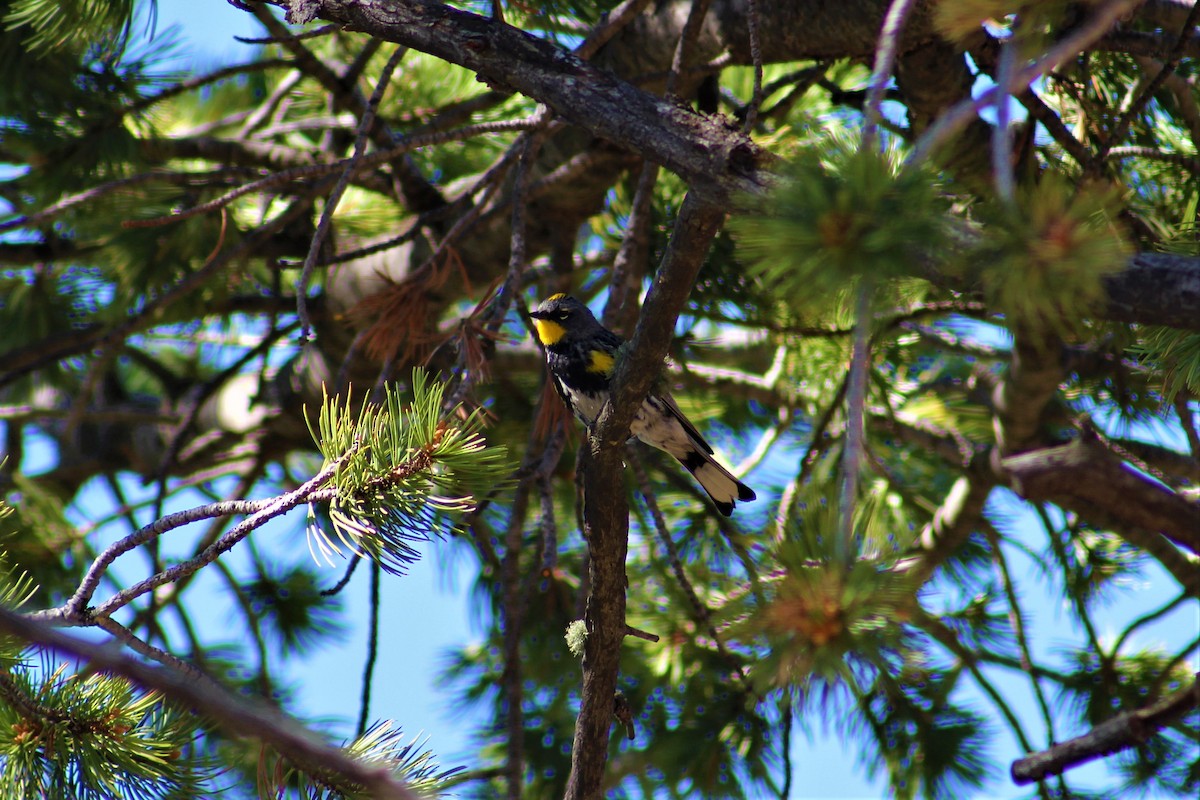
[967,177,1132,339]
[305,370,512,574]
[732,138,950,311]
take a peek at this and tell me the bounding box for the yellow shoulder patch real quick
[587,349,615,375]
[533,318,567,346]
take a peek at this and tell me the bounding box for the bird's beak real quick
[528,308,549,319]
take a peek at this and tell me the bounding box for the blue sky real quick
[5,1,1195,797]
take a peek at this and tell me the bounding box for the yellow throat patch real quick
[533,318,567,346]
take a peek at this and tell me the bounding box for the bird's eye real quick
[557,310,570,320]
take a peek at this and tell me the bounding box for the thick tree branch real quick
[1102,252,1200,330]
[1000,437,1200,580]
[564,192,724,800]
[1011,673,1200,785]
[268,0,771,205]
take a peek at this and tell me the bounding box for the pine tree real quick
[1,1,1198,798]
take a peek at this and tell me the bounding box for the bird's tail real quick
[677,448,756,517]
[633,394,756,516]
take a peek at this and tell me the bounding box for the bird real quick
[528,293,756,516]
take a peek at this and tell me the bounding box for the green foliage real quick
[1132,327,1200,399]
[864,684,992,800]
[733,491,920,690]
[2,0,1197,798]
[3,0,134,56]
[244,562,346,657]
[305,370,513,574]
[0,661,212,800]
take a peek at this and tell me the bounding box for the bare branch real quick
[1011,674,1200,785]
[1003,441,1200,566]
[0,609,422,800]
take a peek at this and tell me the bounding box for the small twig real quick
[1106,145,1200,173]
[862,0,920,150]
[400,123,545,277]
[573,0,653,61]
[50,497,279,621]
[483,112,552,332]
[742,0,765,133]
[125,58,292,117]
[499,482,532,800]
[93,616,208,683]
[630,449,750,687]
[908,0,1143,168]
[538,474,559,575]
[131,118,538,231]
[155,317,292,500]
[1,193,314,394]
[235,23,339,44]
[0,670,68,723]
[1016,87,1094,168]
[984,526,1060,755]
[297,45,407,340]
[85,455,350,621]
[357,561,382,736]
[1174,394,1200,458]
[780,689,793,799]
[320,555,362,596]
[238,69,305,138]
[922,612,1047,779]
[623,625,660,643]
[756,63,830,122]
[1132,55,1200,152]
[0,171,232,235]
[603,161,660,331]
[992,34,1018,203]
[666,0,713,100]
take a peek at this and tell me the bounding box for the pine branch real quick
[31,457,345,627]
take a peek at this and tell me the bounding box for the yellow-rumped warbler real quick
[529,293,756,516]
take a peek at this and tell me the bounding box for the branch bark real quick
[1011,673,1200,785]
[564,192,725,800]
[1000,437,1200,590]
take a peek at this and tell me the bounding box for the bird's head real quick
[528,293,601,347]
